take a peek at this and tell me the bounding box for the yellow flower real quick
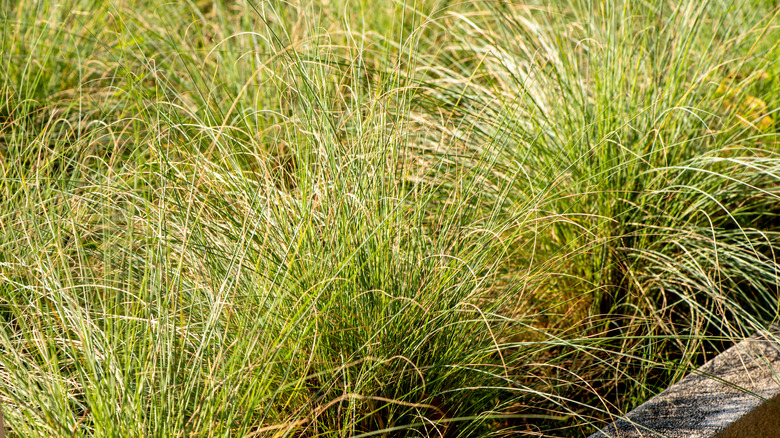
[717,79,774,133]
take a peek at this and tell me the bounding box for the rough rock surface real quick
[589,330,780,438]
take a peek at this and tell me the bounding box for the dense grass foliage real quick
[1,0,778,436]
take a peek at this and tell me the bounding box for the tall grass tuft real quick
[0,0,779,437]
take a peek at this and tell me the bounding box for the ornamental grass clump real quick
[0,0,778,437]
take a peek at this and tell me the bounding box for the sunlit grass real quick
[0,0,778,437]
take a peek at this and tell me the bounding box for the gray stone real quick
[589,330,780,438]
